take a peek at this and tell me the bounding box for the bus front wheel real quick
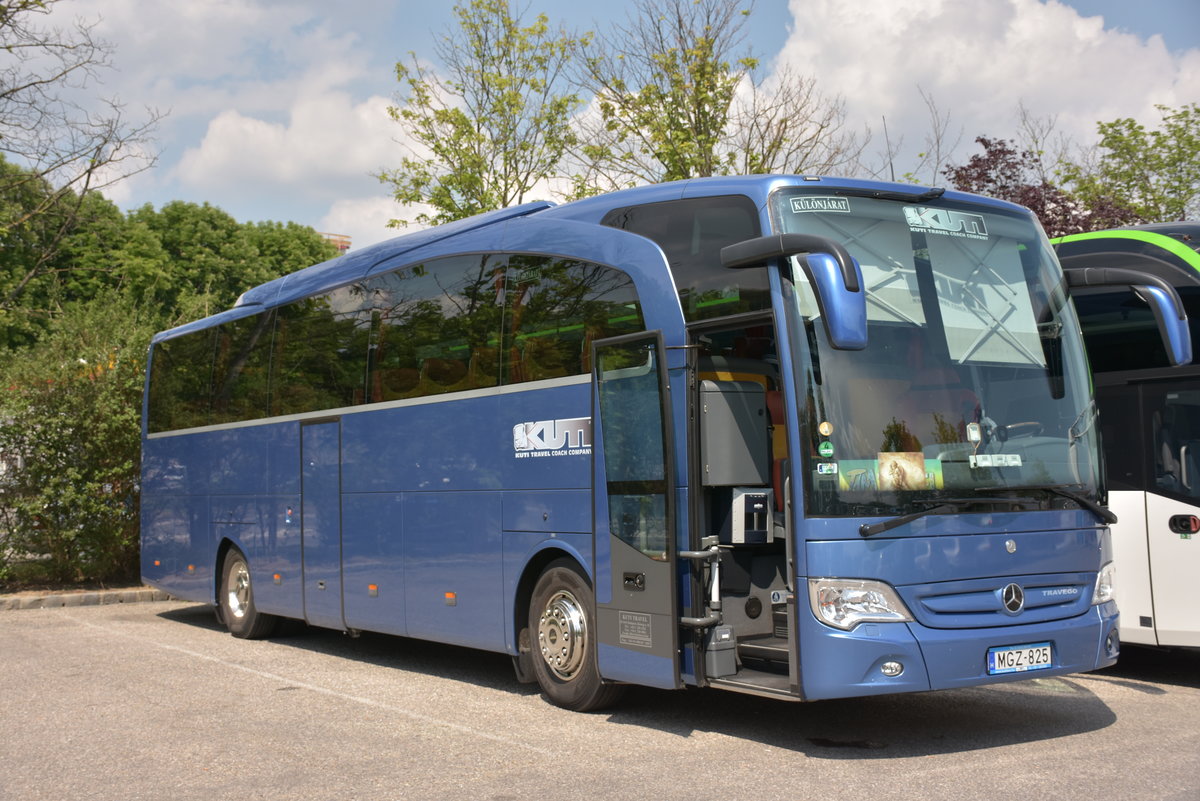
[219,549,278,639]
[528,559,624,712]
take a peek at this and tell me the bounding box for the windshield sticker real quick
[790,196,851,214]
[903,206,988,241]
[969,454,1023,468]
[818,421,834,437]
[878,452,928,491]
[818,441,835,458]
[816,462,838,475]
[834,458,944,490]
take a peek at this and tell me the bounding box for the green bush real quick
[0,291,160,587]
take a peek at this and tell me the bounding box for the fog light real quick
[881,661,904,677]
[1106,629,1120,657]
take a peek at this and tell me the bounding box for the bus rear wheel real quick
[528,559,624,712]
[219,549,278,639]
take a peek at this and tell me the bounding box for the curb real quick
[0,588,175,611]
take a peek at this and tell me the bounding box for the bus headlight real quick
[1092,562,1116,605]
[808,578,914,631]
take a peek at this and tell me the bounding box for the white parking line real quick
[77,618,553,756]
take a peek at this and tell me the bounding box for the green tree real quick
[943,136,1139,237]
[378,0,582,226]
[572,0,861,192]
[1062,103,1200,223]
[1,0,161,300]
[245,220,341,280]
[574,0,752,188]
[0,290,170,585]
[127,202,336,313]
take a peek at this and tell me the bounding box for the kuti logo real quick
[513,417,592,459]
[903,206,989,240]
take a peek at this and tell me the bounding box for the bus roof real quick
[157,174,1030,341]
[1052,223,1200,286]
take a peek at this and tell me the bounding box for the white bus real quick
[1055,223,1200,649]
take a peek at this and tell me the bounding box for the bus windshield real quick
[771,190,1101,518]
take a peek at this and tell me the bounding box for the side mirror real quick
[1066,267,1192,366]
[720,234,868,350]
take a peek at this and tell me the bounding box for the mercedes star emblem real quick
[1002,583,1025,614]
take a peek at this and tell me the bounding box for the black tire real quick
[219,549,278,639]
[528,559,625,712]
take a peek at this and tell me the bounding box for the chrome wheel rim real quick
[537,589,587,681]
[227,561,251,620]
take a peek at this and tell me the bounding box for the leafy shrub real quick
[0,291,160,586]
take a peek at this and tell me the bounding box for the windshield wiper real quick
[974,484,1117,525]
[860,496,1036,537]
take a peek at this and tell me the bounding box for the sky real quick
[40,0,1200,251]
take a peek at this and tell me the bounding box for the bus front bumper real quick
[799,601,1119,701]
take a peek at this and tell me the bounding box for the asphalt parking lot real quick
[1,600,1197,801]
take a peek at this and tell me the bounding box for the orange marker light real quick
[444,591,457,607]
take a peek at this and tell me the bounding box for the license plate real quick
[987,642,1053,675]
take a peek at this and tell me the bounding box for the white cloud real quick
[172,93,397,197]
[51,0,409,224]
[779,0,1199,179]
[318,196,410,250]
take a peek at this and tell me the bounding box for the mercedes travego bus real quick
[1054,223,1200,649]
[141,175,1184,711]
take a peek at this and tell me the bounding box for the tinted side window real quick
[1144,383,1200,501]
[602,195,762,322]
[366,255,504,401]
[147,329,216,433]
[1095,383,1145,491]
[503,255,646,384]
[146,254,649,431]
[211,311,275,425]
[272,283,372,415]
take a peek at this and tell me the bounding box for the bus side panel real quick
[339,386,593,648]
[141,434,214,603]
[500,491,593,654]
[342,492,406,636]
[141,492,211,603]
[207,425,300,497]
[206,424,303,619]
[403,491,504,650]
[1145,491,1200,647]
[341,387,592,496]
[1107,490,1157,646]
[500,531,593,654]
[215,494,302,619]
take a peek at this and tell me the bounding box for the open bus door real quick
[591,331,681,689]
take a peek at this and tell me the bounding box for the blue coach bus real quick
[141,175,1181,710]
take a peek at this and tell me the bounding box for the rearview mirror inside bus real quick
[1066,266,1193,366]
[720,233,868,350]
